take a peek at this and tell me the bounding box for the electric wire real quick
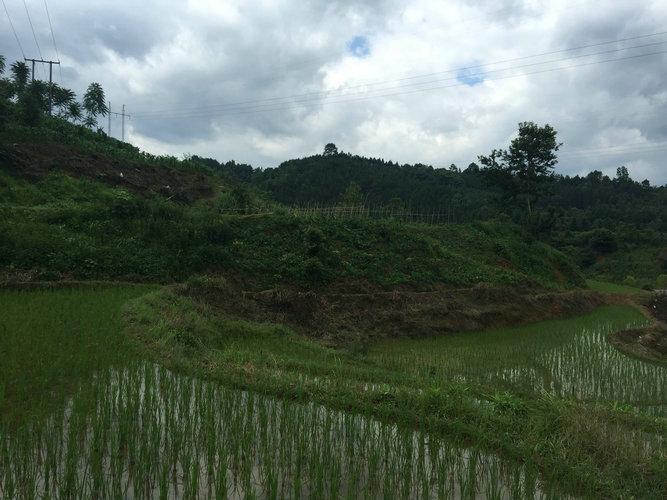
[22,0,46,78]
[132,30,667,117]
[2,0,25,58]
[133,49,667,121]
[43,0,62,83]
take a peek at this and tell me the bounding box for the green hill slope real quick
[0,123,581,289]
[248,152,666,287]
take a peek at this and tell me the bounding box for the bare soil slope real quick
[610,292,667,362]
[0,142,214,203]
[188,280,606,347]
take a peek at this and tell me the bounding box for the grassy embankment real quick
[586,279,647,295]
[124,283,666,498]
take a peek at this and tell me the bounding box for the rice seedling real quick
[0,284,154,426]
[1,287,665,498]
[371,305,666,415]
[0,362,553,499]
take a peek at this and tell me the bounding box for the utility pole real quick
[25,58,60,115]
[108,105,130,142]
[108,101,111,137]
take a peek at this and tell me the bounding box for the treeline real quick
[193,130,666,286]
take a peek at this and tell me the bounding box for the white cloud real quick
[1,0,665,183]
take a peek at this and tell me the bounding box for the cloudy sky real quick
[2,0,666,184]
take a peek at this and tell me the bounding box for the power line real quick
[22,0,46,78]
[133,32,667,118]
[560,144,667,159]
[2,0,25,58]
[561,140,667,155]
[138,41,666,117]
[133,49,667,121]
[337,30,667,91]
[42,0,62,83]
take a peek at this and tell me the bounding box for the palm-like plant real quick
[0,55,11,100]
[83,82,108,128]
[18,80,48,125]
[51,84,76,117]
[10,61,29,93]
[67,101,82,123]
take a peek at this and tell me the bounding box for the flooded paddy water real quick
[1,363,552,499]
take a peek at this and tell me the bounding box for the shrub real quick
[589,229,618,255]
[303,257,327,282]
[622,275,637,287]
[304,226,325,257]
[656,274,667,289]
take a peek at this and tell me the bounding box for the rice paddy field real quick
[1,285,666,498]
[371,306,666,415]
[2,362,550,499]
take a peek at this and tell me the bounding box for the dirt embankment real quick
[0,142,214,203]
[188,280,607,347]
[610,292,667,363]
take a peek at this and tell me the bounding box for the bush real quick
[656,274,667,289]
[304,226,324,257]
[303,257,327,282]
[589,229,618,255]
[622,275,638,287]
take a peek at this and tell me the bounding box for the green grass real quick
[586,279,647,295]
[0,284,154,425]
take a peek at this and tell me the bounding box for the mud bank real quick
[610,292,667,363]
[187,280,607,347]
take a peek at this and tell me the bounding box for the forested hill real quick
[249,152,665,229]
[256,154,496,219]
[195,150,666,287]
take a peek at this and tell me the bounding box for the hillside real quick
[239,152,666,287]
[0,120,583,291]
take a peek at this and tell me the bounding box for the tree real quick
[11,61,30,94]
[479,122,561,216]
[323,143,338,156]
[18,81,48,126]
[0,56,9,128]
[589,228,617,255]
[83,82,108,128]
[83,113,97,129]
[464,162,480,174]
[67,102,83,123]
[586,170,603,184]
[52,85,76,117]
[615,166,631,182]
